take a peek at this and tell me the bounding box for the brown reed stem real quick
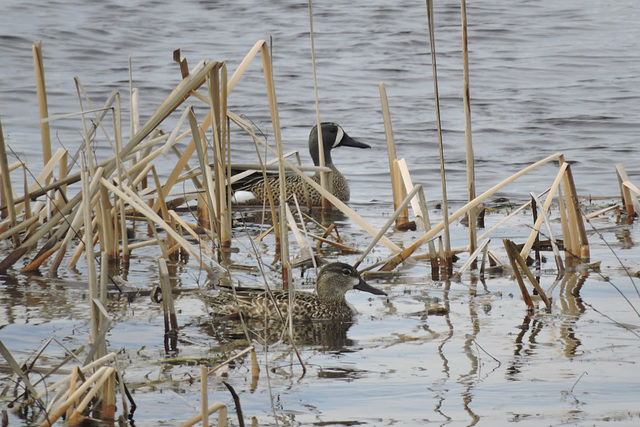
[32,41,52,169]
[426,0,453,268]
[460,0,477,264]
[0,118,19,245]
[379,83,409,226]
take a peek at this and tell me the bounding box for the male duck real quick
[232,123,370,205]
[207,262,386,321]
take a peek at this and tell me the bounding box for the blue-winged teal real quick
[207,262,386,321]
[232,123,371,205]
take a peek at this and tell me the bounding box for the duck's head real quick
[317,262,387,303]
[309,123,371,166]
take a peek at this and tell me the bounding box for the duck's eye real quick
[341,268,351,276]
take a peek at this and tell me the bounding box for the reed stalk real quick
[503,239,534,310]
[354,184,424,269]
[307,0,329,210]
[0,118,18,245]
[159,258,179,333]
[530,192,565,274]
[208,63,232,249]
[519,164,567,260]
[188,107,217,243]
[563,164,590,263]
[113,91,130,262]
[425,0,453,268]
[616,164,639,216]
[460,0,477,262]
[258,41,291,286]
[379,83,410,226]
[201,365,209,427]
[453,238,491,278]
[80,157,100,350]
[32,41,52,169]
[504,239,552,309]
[396,158,426,230]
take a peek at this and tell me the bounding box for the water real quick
[1,0,640,425]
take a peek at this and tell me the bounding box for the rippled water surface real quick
[1,1,640,426]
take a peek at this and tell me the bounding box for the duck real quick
[232,123,371,205]
[206,262,387,321]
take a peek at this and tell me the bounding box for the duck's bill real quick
[340,133,371,149]
[354,279,387,296]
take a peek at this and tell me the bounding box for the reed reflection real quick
[204,317,355,352]
[558,272,587,357]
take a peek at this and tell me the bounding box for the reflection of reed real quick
[204,318,354,352]
[559,272,588,358]
[462,277,480,426]
[507,314,544,379]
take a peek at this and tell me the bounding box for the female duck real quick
[208,262,386,321]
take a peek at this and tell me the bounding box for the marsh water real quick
[2,0,640,425]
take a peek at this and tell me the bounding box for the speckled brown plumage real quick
[205,262,387,321]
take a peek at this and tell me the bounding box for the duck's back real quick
[208,289,355,320]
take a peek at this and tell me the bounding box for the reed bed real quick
[1,1,635,424]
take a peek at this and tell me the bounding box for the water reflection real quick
[203,317,355,352]
[507,271,588,379]
[558,272,587,357]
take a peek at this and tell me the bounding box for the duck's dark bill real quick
[340,133,371,149]
[354,279,387,296]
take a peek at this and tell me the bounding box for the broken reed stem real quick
[453,238,491,278]
[32,41,52,168]
[530,192,565,274]
[426,0,453,267]
[379,83,409,226]
[616,164,639,216]
[563,164,590,262]
[179,403,227,427]
[503,239,534,310]
[354,184,423,269]
[504,238,552,310]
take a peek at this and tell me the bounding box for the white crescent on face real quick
[332,126,344,148]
